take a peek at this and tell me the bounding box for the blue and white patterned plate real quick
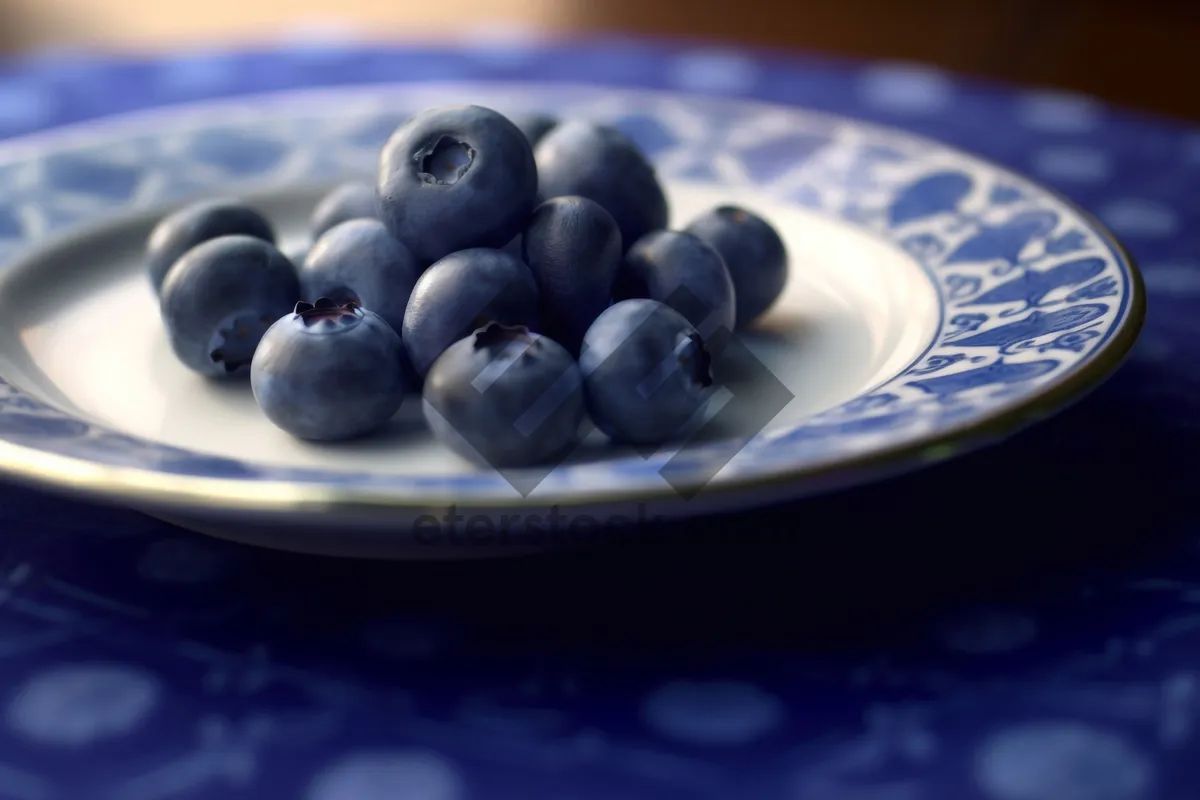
[0,81,1144,556]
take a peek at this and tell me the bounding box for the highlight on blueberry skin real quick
[422,323,585,469]
[251,298,409,441]
[615,229,737,337]
[377,105,539,265]
[534,119,669,253]
[299,218,420,337]
[146,198,275,295]
[159,235,301,379]
[579,299,714,446]
[402,247,541,378]
[685,205,788,327]
[309,181,380,240]
[522,195,622,356]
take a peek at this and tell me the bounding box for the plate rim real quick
[0,79,1146,515]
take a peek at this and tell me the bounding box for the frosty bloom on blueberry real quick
[616,229,738,337]
[534,119,669,252]
[422,323,585,468]
[685,205,788,327]
[377,105,539,265]
[522,195,622,356]
[402,247,541,377]
[159,235,301,379]
[309,181,380,240]
[146,198,275,295]
[299,218,420,338]
[579,299,714,445]
[251,298,409,441]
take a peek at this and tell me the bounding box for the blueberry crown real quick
[472,322,535,350]
[294,297,361,326]
[415,135,476,186]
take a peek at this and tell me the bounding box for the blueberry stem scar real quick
[468,323,539,394]
[416,136,476,185]
[473,322,535,349]
[294,297,361,327]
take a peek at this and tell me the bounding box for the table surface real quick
[0,38,1197,800]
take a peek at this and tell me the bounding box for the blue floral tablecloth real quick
[0,35,1197,800]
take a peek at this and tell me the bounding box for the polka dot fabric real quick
[0,37,1196,799]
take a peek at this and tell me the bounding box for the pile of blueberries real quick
[149,105,788,468]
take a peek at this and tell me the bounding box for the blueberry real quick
[423,323,585,468]
[509,112,558,148]
[615,230,737,336]
[160,235,300,378]
[309,181,379,240]
[403,248,541,377]
[534,120,668,252]
[522,196,621,355]
[579,299,713,445]
[377,105,538,265]
[299,218,420,336]
[146,199,275,294]
[251,298,409,441]
[685,205,788,326]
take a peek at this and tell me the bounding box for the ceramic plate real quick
[0,81,1143,557]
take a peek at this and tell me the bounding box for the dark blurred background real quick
[2,0,1197,119]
